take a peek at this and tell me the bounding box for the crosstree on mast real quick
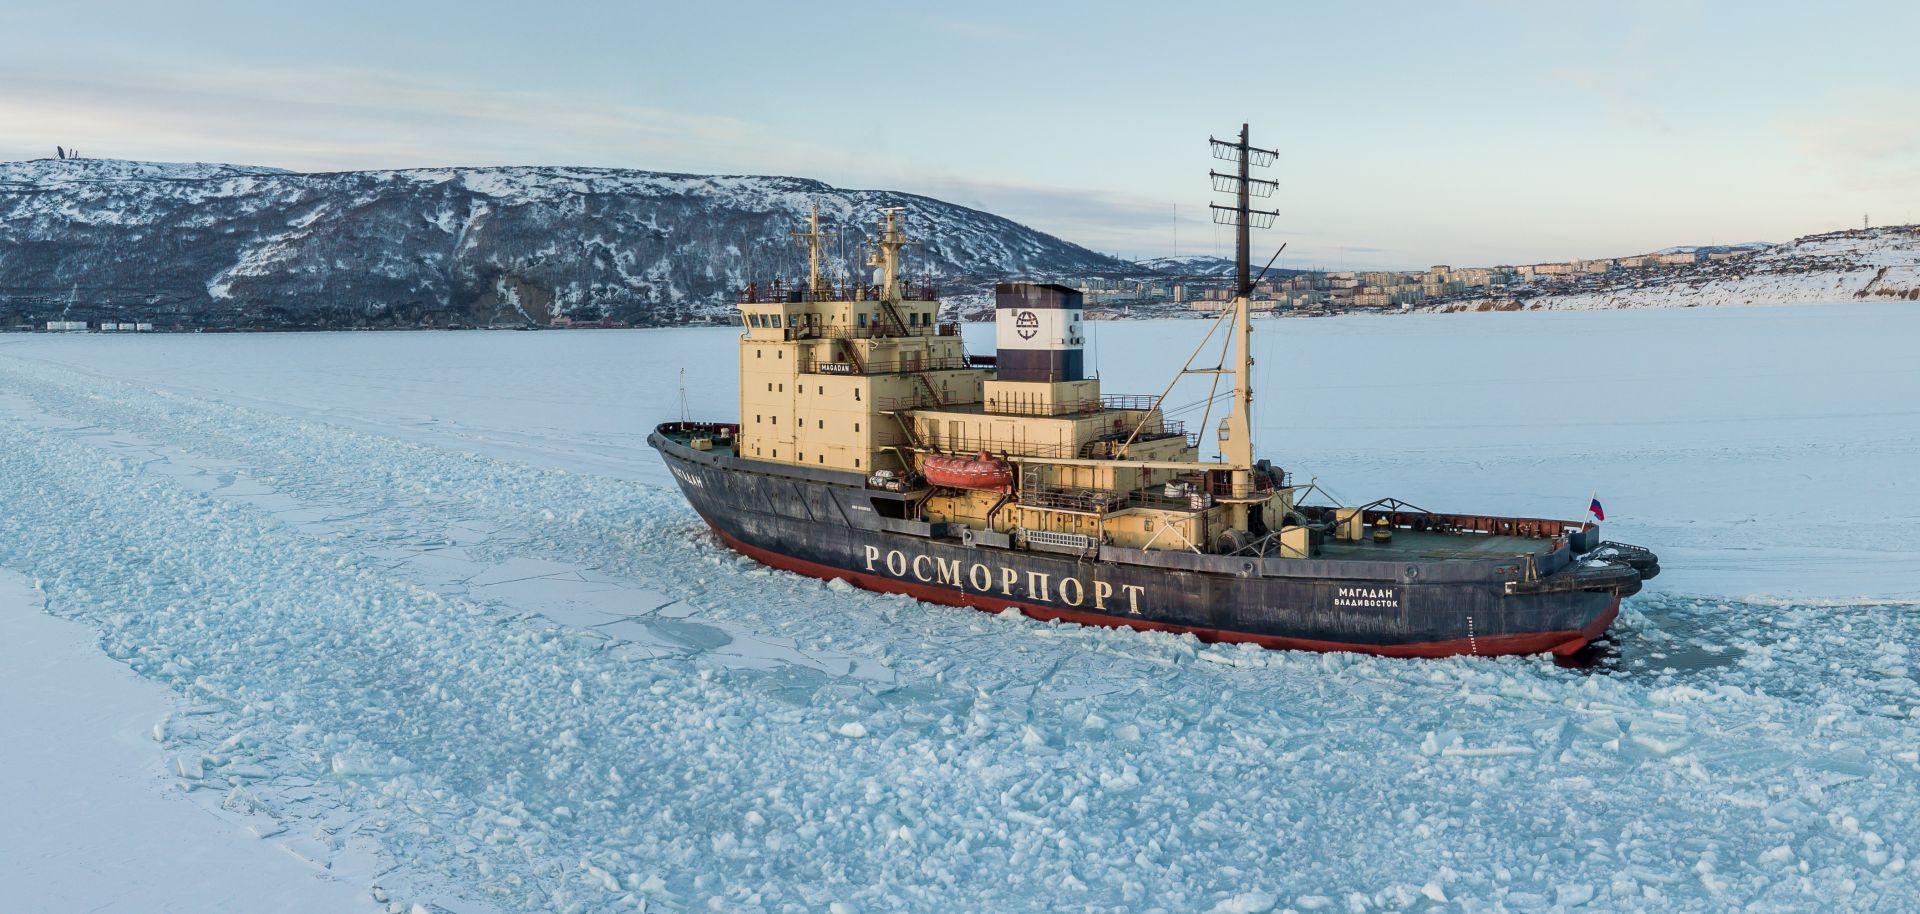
[1209,124,1280,297]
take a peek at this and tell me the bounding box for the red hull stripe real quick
[705,524,1618,659]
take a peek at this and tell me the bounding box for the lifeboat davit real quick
[921,451,1013,491]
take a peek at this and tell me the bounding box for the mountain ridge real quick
[0,158,1136,329]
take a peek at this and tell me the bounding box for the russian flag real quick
[1589,497,1605,522]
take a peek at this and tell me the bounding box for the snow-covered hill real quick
[1438,227,1920,313]
[1651,242,1771,256]
[0,158,1134,329]
[1134,254,1238,278]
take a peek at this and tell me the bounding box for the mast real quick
[791,203,830,297]
[1208,124,1280,475]
[867,207,909,302]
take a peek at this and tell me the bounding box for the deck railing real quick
[1298,505,1580,540]
[800,355,975,375]
[912,424,1190,460]
[975,393,1164,418]
[747,321,960,342]
[737,282,940,304]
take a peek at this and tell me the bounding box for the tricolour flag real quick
[1589,497,1605,522]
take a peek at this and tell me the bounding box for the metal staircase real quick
[909,370,945,409]
[876,299,911,336]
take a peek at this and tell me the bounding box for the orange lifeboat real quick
[921,451,1013,491]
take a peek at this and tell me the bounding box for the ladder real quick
[890,411,925,450]
[877,299,911,337]
[839,339,865,373]
[909,370,945,409]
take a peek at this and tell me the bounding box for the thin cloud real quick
[0,62,855,176]
[1780,105,1920,193]
[1554,65,1671,134]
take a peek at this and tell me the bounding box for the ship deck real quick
[656,425,1563,563]
[1316,529,1552,562]
[658,426,738,458]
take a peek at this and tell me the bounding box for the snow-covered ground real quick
[0,303,1915,913]
[0,571,383,914]
[1437,227,1920,313]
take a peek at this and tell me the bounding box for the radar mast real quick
[790,202,831,298]
[1208,124,1280,478]
[867,207,910,303]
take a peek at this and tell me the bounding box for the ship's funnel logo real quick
[1014,310,1039,340]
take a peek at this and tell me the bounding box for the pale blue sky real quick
[2,1,1914,268]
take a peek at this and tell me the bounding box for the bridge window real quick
[818,385,824,395]
[855,458,861,467]
[854,389,861,401]
[817,420,824,429]
[854,422,861,432]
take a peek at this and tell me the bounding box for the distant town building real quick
[1190,297,1278,312]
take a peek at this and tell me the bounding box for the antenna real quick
[677,368,690,422]
[1253,243,1289,287]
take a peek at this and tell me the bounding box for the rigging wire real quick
[1090,302,1101,379]
[1160,390,1234,419]
[1193,312,1239,461]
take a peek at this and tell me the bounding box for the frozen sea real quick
[0,302,1915,913]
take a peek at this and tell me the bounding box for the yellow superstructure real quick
[735,205,1298,555]
[736,207,990,472]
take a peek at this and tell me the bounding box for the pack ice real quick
[0,309,1915,914]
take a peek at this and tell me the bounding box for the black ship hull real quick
[651,425,1636,658]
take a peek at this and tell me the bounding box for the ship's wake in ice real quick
[0,348,1916,914]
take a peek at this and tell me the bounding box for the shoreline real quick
[0,570,381,914]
